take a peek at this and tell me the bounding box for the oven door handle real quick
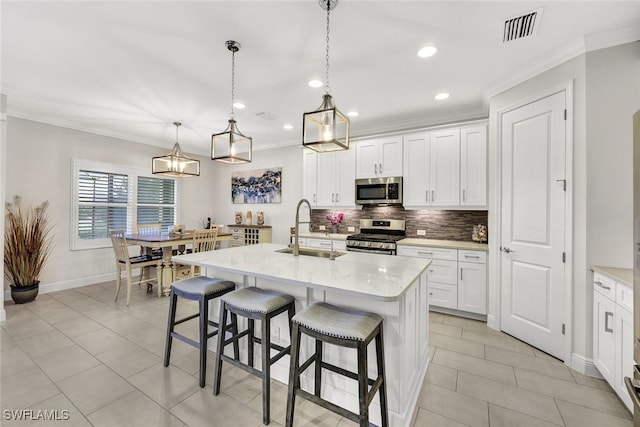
[624,375,640,409]
[346,247,393,255]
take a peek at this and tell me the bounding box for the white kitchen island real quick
[172,243,431,427]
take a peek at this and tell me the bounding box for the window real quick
[71,159,178,250]
[137,176,176,231]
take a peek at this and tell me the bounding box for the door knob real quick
[501,246,515,253]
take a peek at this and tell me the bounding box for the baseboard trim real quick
[571,352,602,378]
[3,273,115,302]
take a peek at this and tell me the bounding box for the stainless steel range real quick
[346,219,405,255]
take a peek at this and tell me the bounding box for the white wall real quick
[585,42,639,268]
[488,41,639,366]
[208,145,304,245]
[4,117,220,293]
[0,95,7,320]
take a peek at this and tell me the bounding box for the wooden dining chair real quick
[110,230,163,305]
[136,223,164,286]
[172,228,219,280]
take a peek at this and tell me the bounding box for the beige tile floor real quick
[0,281,633,427]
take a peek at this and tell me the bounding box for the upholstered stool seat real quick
[213,287,296,425]
[164,276,237,388]
[285,302,389,427]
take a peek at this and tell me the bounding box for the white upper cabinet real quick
[402,132,430,206]
[402,123,487,209]
[430,128,460,206]
[316,148,356,208]
[460,126,488,207]
[355,136,403,178]
[302,149,318,206]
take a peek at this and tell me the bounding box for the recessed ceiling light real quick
[417,46,437,58]
[347,111,359,117]
[308,79,323,88]
[233,102,246,109]
[435,93,450,100]
[283,124,294,130]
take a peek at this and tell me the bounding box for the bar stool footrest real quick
[295,389,374,426]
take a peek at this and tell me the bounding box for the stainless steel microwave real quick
[355,177,403,205]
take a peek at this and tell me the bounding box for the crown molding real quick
[584,23,640,53]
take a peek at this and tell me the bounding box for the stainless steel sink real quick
[275,247,346,258]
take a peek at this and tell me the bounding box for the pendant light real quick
[212,40,252,164]
[152,122,200,177]
[302,0,349,152]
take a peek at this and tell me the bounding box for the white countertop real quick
[172,243,431,301]
[592,265,633,288]
[397,238,489,251]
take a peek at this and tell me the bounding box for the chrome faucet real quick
[325,230,336,260]
[293,198,311,256]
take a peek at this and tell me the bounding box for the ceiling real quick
[2,1,640,156]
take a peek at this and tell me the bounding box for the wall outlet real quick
[348,226,355,232]
[319,225,326,231]
[417,229,426,236]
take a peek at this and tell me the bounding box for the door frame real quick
[490,80,574,365]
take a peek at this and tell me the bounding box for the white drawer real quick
[428,283,457,309]
[397,245,457,261]
[296,237,307,247]
[307,238,346,251]
[458,250,487,264]
[427,259,458,285]
[593,272,616,301]
[616,282,633,312]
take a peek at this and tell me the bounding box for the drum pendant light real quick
[302,0,349,152]
[212,40,252,164]
[152,122,200,177]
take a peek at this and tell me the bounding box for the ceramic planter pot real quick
[10,282,39,304]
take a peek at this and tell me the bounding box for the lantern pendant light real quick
[302,0,349,152]
[212,40,252,164]
[152,122,200,177]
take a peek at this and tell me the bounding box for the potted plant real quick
[4,195,53,304]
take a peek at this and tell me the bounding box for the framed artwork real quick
[232,167,282,204]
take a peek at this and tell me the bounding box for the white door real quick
[500,91,566,359]
[459,261,487,315]
[355,139,379,178]
[302,149,317,205]
[379,136,403,177]
[460,126,487,207]
[430,129,460,206]
[317,151,337,206]
[402,132,430,207]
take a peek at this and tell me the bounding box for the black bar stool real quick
[164,276,238,388]
[285,302,388,427]
[213,287,296,425]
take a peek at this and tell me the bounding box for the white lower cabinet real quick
[592,271,634,411]
[397,245,487,316]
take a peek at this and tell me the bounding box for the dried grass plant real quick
[4,195,53,287]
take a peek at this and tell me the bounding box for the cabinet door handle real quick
[604,311,614,333]
[313,194,316,203]
[460,267,463,280]
[418,251,434,256]
[336,193,339,202]
[374,164,378,174]
[331,193,335,202]
[595,281,611,291]
[462,189,466,201]
[379,163,383,174]
[465,254,480,259]
[432,190,435,201]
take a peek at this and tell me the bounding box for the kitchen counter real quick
[397,238,489,251]
[172,243,430,301]
[592,265,633,288]
[172,243,431,427]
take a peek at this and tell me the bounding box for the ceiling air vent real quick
[503,8,542,42]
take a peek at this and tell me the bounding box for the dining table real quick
[125,230,232,296]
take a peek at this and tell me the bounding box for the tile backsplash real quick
[311,206,488,242]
